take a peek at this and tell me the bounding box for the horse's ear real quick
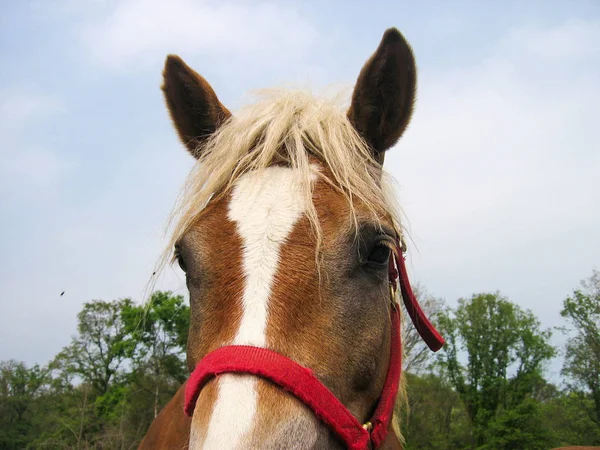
[347,28,417,164]
[162,55,231,159]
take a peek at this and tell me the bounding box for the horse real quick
[139,27,444,449]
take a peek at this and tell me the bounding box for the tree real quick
[122,291,189,418]
[0,361,49,449]
[541,390,600,447]
[53,299,135,396]
[481,398,553,450]
[437,292,555,447]
[399,372,471,450]
[36,293,190,448]
[561,269,600,430]
[402,284,445,374]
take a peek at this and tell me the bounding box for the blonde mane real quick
[155,88,405,279]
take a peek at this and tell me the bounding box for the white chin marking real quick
[198,166,309,449]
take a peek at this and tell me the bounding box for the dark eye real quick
[367,243,392,266]
[174,246,187,272]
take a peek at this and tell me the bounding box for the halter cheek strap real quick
[184,244,444,449]
[390,243,445,352]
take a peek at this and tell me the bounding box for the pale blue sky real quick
[1,1,599,383]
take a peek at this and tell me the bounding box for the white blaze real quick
[198,166,308,449]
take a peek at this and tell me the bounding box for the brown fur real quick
[138,382,190,449]
[178,198,245,369]
[141,27,416,449]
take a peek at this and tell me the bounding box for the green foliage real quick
[541,390,600,446]
[436,292,556,447]
[480,398,552,450]
[0,361,50,449]
[122,291,189,379]
[561,269,600,429]
[400,372,471,450]
[0,291,189,449]
[121,291,190,419]
[52,299,135,395]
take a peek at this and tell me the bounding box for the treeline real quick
[398,274,600,449]
[0,292,189,449]
[1,272,599,449]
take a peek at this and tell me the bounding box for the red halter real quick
[184,242,444,449]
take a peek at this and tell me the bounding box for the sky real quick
[1,0,599,384]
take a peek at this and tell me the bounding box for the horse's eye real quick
[368,244,391,266]
[174,246,187,272]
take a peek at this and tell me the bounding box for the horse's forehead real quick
[187,162,386,248]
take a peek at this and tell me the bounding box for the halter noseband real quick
[183,240,444,449]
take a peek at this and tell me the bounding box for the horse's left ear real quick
[347,28,417,164]
[162,55,231,159]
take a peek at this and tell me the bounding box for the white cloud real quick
[0,138,189,366]
[501,18,600,60]
[0,89,71,192]
[5,146,76,186]
[399,57,598,220]
[77,0,318,70]
[0,88,66,132]
[383,20,600,382]
[385,18,600,340]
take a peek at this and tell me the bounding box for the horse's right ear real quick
[347,28,417,165]
[162,55,231,159]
